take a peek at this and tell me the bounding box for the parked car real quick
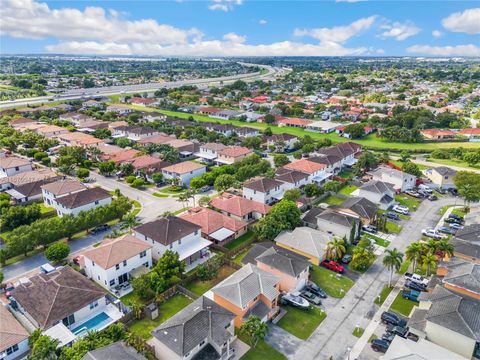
[91,224,110,234]
[381,311,407,327]
[281,292,310,309]
[371,339,390,353]
[300,290,322,305]
[402,289,420,302]
[405,190,421,198]
[382,332,395,343]
[448,213,464,222]
[405,279,427,292]
[428,194,437,201]
[362,225,377,234]
[418,184,433,194]
[444,217,463,225]
[341,254,352,264]
[436,188,447,194]
[306,281,327,298]
[421,228,444,239]
[386,324,409,338]
[438,226,456,235]
[385,212,399,220]
[392,205,409,215]
[321,260,344,273]
[449,223,463,231]
[417,189,429,197]
[404,272,429,287]
[201,185,211,193]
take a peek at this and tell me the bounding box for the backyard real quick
[225,231,256,250]
[389,292,417,317]
[277,305,326,340]
[395,194,421,212]
[310,265,354,298]
[322,195,345,206]
[338,184,358,196]
[128,293,193,339]
[185,265,237,296]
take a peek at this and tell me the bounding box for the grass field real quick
[185,265,237,296]
[390,292,417,317]
[322,195,345,205]
[310,265,354,298]
[395,194,421,211]
[277,305,326,340]
[386,221,401,234]
[128,294,193,339]
[117,104,480,151]
[225,231,256,250]
[397,260,412,275]
[374,286,393,305]
[338,184,358,196]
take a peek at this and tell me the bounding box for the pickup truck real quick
[321,260,344,273]
[402,289,420,302]
[405,272,429,287]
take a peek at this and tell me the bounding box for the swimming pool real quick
[71,312,112,336]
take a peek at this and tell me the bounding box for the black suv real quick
[371,339,390,353]
[381,311,407,327]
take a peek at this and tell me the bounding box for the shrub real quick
[76,167,90,179]
[45,242,70,263]
[131,178,145,189]
[126,175,136,184]
[34,151,48,161]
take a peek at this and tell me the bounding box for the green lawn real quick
[439,205,467,217]
[39,203,55,215]
[322,195,345,206]
[310,265,354,298]
[386,221,401,234]
[120,291,149,307]
[426,157,480,171]
[397,260,411,275]
[225,231,256,250]
[238,333,286,360]
[338,184,358,196]
[277,305,326,340]
[374,286,393,305]
[390,292,417,317]
[364,233,391,248]
[157,186,186,194]
[368,334,378,343]
[233,247,252,265]
[128,294,193,339]
[389,160,429,170]
[338,169,354,179]
[353,327,365,338]
[185,265,237,296]
[153,193,169,198]
[395,194,421,212]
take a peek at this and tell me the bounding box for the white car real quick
[392,205,410,215]
[422,228,444,239]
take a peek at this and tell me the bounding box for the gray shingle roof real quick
[82,342,146,360]
[316,208,357,228]
[243,177,283,193]
[134,216,200,246]
[212,264,280,308]
[442,261,480,294]
[274,170,309,184]
[152,296,234,357]
[434,166,457,176]
[242,242,310,277]
[335,196,377,221]
[274,227,331,259]
[455,224,480,243]
[359,180,395,194]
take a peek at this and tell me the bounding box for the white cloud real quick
[442,8,480,34]
[46,41,132,55]
[294,16,376,44]
[259,19,267,25]
[208,0,243,12]
[223,32,246,43]
[407,44,480,57]
[432,30,442,38]
[379,21,420,41]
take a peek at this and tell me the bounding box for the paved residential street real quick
[293,196,460,360]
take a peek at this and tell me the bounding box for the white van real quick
[418,184,432,194]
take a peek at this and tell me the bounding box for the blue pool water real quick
[71,312,112,336]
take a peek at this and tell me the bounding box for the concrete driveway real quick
[264,325,303,359]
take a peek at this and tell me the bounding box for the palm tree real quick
[121,214,140,231]
[87,146,103,162]
[422,253,438,276]
[383,248,404,287]
[177,192,190,209]
[405,242,423,272]
[435,240,454,260]
[325,238,346,261]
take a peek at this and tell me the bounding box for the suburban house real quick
[206,124,236,137]
[283,159,329,184]
[437,259,480,299]
[370,166,417,192]
[425,166,457,189]
[242,242,310,292]
[0,305,29,360]
[9,117,37,128]
[161,161,206,187]
[380,337,466,360]
[208,263,280,327]
[53,187,112,217]
[274,169,310,190]
[10,266,123,341]
[308,154,343,175]
[277,117,313,128]
[265,133,298,152]
[451,224,480,263]
[459,128,480,140]
[127,155,170,179]
[41,179,86,208]
[352,180,396,210]
[315,208,361,241]
[408,285,480,359]
[210,192,271,221]
[332,197,378,225]
[129,97,159,107]
[134,216,212,271]
[209,109,242,120]
[101,149,141,165]
[36,125,69,138]
[106,105,133,115]
[216,146,252,165]
[243,177,284,205]
[142,112,167,123]
[275,227,331,265]
[82,341,146,360]
[112,126,159,141]
[0,168,58,192]
[4,173,62,203]
[150,296,236,360]
[235,127,260,138]
[81,234,152,292]
[180,207,248,244]
[317,142,362,168]
[194,142,228,164]
[305,120,342,133]
[421,129,456,140]
[0,156,33,178]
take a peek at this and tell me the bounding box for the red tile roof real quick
[459,128,480,135]
[218,146,252,158]
[210,192,271,217]
[162,161,206,174]
[278,118,313,127]
[284,159,326,174]
[180,207,247,235]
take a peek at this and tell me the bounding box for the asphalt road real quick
[292,196,460,360]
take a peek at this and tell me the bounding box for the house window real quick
[62,314,75,327]
[95,200,99,205]
[6,344,19,355]
[116,264,120,270]
[140,251,146,258]
[89,300,99,309]
[110,279,115,286]
[194,230,198,236]
[92,261,95,267]
[123,260,127,266]
[144,262,149,267]
[199,340,205,347]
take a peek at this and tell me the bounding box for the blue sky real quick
[1,0,479,56]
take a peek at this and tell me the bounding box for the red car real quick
[321,260,344,273]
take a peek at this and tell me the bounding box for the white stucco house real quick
[243,177,285,205]
[52,187,112,217]
[0,156,33,178]
[370,166,417,192]
[0,305,29,360]
[161,161,206,187]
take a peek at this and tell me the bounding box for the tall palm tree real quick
[325,238,346,261]
[87,146,103,162]
[121,214,140,231]
[383,248,404,287]
[435,240,454,260]
[423,239,439,256]
[422,253,438,276]
[405,242,423,272]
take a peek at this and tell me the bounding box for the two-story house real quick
[425,166,457,190]
[216,147,252,165]
[194,143,228,164]
[151,296,236,360]
[370,166,417,192]
[352,180,396,210]
[243,177,284,205]
[161,161,206,188]
[0,305,29,360]
[0,156,33,178]
[308,154,344,175]
[265,133,298,152]
[41,179,86,208]
[283,159,329,184]
[208,264,280,327]
[53,187,112,217]
[81,234,152,291]
[274,169,310,191]
[134,216,212,271]
[209,192,271,222]
[317,142,362,168]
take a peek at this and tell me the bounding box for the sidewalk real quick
[348,277,406,359]
[434,205,462,230]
